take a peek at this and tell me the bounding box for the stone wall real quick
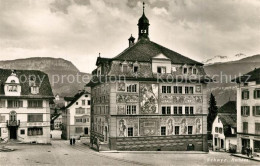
[110,134,208,151]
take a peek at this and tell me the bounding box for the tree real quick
[207,93,218,139]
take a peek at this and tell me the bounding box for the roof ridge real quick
[149,41,203,65]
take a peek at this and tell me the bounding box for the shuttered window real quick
[255,123,260,135]
[242,90,249,100]
[243,122,248,133]
[0,100,5,108]
[254,89,260,99]
[253,106,260,116]
[0,115,5,122]
[241,106,250,116]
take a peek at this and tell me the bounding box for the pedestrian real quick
[70,138,72,145]
[246,146,250,157]
[73,138,75,145]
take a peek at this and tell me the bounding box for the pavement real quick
[0,131,259,166]
[0,140,259,166]
[232,153,260,162]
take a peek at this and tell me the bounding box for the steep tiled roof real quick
[234,68,260,83]
[64,91,90,109]
[217,101,237,137]
[96,57,111,66]
[113,39,203,65]
[218,114,236,128]
[218,101,236,114]
[218,114,237,137]
[0,68,53,98]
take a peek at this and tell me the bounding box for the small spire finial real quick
[143,2,145,14]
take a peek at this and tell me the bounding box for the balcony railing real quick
[6,120,20,127]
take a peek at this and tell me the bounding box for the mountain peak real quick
[0,57,79,72]
[204,53,247,64]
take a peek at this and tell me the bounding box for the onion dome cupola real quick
[138,2,150,40]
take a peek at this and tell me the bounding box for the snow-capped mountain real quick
[203,53,247,64]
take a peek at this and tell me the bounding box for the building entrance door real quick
[9,127,17,139]
[221,139,224,149]
[105,126,108,142]
[242,138,250,154]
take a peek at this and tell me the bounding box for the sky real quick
[0,0,260,73]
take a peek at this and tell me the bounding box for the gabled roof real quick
[64,96,74,101]
[112,39,203,65]
[64,91,90,109]
[218,101,236,114]
[216,101,237,137]
[96,57,111,66]
[218,114,237,137]
[0,68,53,98]
[233,68,260,84]
[218,114,236,128]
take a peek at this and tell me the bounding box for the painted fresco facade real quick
[88,6,209,151]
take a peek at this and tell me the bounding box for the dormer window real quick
[122,65,128,72]
[31,86,39,95]
[133,66,138,73]
[9,85,17,92]
[183,67,188,74]
[121,61,128,72]
[157,66,166,74]
[192,68,197,74]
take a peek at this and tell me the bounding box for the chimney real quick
[128,34,135,47]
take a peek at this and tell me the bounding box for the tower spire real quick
[138,2,150,40]
[143,2,145,14]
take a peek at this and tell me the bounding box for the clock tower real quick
[138,2,150,40]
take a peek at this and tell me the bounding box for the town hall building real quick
[87,4,209,151]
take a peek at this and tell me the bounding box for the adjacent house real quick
[87,4,210,151]
[61,90,91,140]
[0,69,54,143]
[52,114,62,130]
[234,68,260,156]
[212,101,237,151]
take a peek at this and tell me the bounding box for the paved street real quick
[0,139,259,166]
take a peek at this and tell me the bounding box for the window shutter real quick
[0,100,5,108]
